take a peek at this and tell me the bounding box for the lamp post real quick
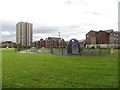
[58,32,61,51]
[50,38,53,54]
[61,38,64,55]
[25,42,27,53]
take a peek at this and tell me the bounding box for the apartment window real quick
[20,31,22,34]
[20,25,22,28]
[87,35,89,38]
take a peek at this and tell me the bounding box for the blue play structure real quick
[67,39,81,55]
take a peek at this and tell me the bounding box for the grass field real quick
[2,48,118,88]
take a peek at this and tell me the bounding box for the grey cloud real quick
[34,26,59,34]
[84,11,103,16]
[1,21,89,42]
[65,1,72,4]
[64,0,76,4]
[2,21,16,32]
[64,0,88,6]
[1,21,16,41]
[2,34,15,42]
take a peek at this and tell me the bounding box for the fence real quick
[16,47,111,56]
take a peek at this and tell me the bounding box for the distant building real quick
[32,37,65,48]
[86,30,97,45]
[97,30,111,44]
[16,22,33,46]
[45,37,59,48]
[32,41,40,48]
[79,39,86,47]
[110,31,120,44]
[45,37,65,48]
[85,29,120,48]
[1,41,16,48]
[32,39,45,48]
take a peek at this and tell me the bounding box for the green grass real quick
[2,48,118,88]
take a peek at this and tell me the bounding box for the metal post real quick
[26,44,27,53]
[58,32,60,51]
[99,45,101,55]
[61,39,63,55]
[51,39,53,54]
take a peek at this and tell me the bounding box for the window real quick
[87,35,89,38]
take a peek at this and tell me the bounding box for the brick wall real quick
[86,30,97,45]
[97,31,109,44]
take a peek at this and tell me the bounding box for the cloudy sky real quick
[0,0,119,42]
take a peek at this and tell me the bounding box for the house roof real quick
[79,39,86,42]
[103,29,114,33]
[86,29,114,35]
[86,30,97,35]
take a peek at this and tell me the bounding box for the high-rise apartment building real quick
[16,22,33,46]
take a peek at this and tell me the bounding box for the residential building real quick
[85,29,120,48]
[79,39,86,47]
[32,37,65,48]
[110,31,120,44]
[32,39,45,48]
[16,22,33,46]
[86,30,97,45]
[45,37,60,48]
[96,30,110,44]
[1,41,16,48]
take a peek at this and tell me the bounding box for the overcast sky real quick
[0,0,119,42]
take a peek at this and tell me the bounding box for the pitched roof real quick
[103,29,114,33]
[86,30,97,35]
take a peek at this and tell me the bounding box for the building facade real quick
[86,29,120,48]
[1,41,16,48]
[32,39,45,48]
[96,30,110,44]
[32,37,65,48]
[109,31,120,44]
[45,37,60,48]
[86,30,97,45]
[16,22,33,46]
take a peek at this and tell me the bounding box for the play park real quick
[17,39,114,56]
[2,39,118,88]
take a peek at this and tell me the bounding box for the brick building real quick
[97,30,110,44]
[86,29,120,48]
[1,41,16,48]
[32,37,65,48]
[86,30,97,45]
[45,37,59,48]
[32,39,45,48]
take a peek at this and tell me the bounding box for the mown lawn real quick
[2,48,118,88]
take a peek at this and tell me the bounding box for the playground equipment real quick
[67,39,81,55]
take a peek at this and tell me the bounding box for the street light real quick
[50,38,53,54]
[61,38,64,55]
